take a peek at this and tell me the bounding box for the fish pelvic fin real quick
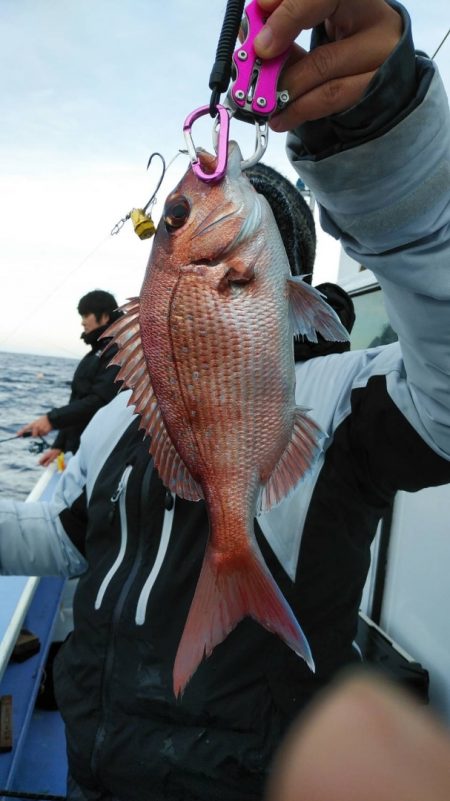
[259,408,324,513]
[104,298,203,502]
[173,543,314,698]
[287,276,349,343]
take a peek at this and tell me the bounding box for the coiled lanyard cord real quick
[208,0,246,115]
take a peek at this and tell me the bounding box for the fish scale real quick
[171,276,281,486]
[170,292,258,525]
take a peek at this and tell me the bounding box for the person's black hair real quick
[315,282,355,335]
[244,162,316,281]
[77,290,121,323]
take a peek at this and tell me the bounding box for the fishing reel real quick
[28,436,51,455]
[0,431,51,454]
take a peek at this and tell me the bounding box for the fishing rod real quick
[0,432,33,443]
[0,432,51,453]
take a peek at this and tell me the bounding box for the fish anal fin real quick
[259,408,323,513]
[287,277,349,343]
[173,543,314,697]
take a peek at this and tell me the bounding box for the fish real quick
[106,143,349,696]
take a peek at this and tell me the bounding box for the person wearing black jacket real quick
[17,289,122,466]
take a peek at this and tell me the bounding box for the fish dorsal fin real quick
[258,407,323,513]
[287,276,349,343]
[105,299,204,502]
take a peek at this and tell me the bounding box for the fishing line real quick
[0,234,110,351]
[1,149,188,352]
[432,26,450,59]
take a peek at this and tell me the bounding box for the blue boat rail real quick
[0,466,68,800]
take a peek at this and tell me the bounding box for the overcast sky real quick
[1,0,449,358]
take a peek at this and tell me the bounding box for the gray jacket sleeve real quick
[287,62,450,460]
[0,456,88,577]
[0,392,136,577]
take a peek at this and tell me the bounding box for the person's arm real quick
[16,413,53,438]
[256,0,450,461]
[255,0,404,131]
[50,428,67,452]
[1,390,135,578]
[291,71,450,461]
[38,447,63,467]
[283,1,425,158]
[47,359,120,431]
[0,446,88,577]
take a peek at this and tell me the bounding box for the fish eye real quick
[163,195,190,232]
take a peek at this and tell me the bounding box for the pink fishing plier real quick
[184,0,290,183]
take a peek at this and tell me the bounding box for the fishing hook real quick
[143,152,166,213]
[110,152,166,236]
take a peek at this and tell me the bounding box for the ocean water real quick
[0,351,77,500]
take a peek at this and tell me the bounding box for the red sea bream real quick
[106,143,348,695]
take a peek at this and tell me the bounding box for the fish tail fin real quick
[173,544,314,697]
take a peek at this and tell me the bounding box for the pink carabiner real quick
[183,104,230,183]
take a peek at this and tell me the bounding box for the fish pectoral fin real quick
[287,276,349,343]
[172,542,314,698]
[259,408,324,513]
[103,297,203,502]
